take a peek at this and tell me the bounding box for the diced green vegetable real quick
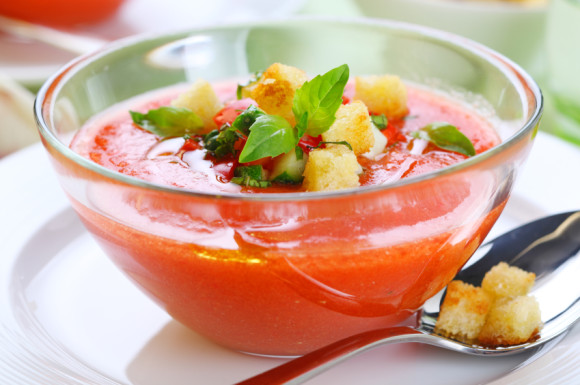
[269,147,308,184]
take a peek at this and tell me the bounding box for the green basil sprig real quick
[292,64,349,136]
[239,64,349,163]
[130,107,204,137]
[410,122,476,157]
[239,115,298,163]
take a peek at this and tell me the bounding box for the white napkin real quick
[0,74,39,157]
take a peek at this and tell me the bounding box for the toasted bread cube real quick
[478,296,542,347]
[303,145,361,192]
[482,262,536,299]
[434,280,492,341]
[248,63,307,125]
[322,101,375,156]
[354,75,407,119]
[171,79,224,133]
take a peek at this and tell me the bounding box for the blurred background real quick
[1,0,578,156]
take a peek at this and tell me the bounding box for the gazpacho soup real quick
[69,63,505,355]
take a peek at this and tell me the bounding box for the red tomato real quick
[212,159,238,182]
[297,135,322,154]
[180,138,202,152]
[382,119,408,146]
[0,0,125,27]
[213,99,256,128]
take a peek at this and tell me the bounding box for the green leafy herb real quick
[236,71,263,100]
[130,107,204,137]
[292,64,349,136]
[231,105,265,136]
[238,115,298,163]
[231,165,271,188]
[204,126,243,159]
[371,114,388,130]
[410,122,476,157]
[295,111,309,138]
[307,140,353,152]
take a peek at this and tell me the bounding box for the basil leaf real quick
[411,122,476,157]
[130,107,204,137]
[295,112,308,138]
[371,114,388,130]
[231,105,265,136]
[292,64,349,137]
[239,115,298,163]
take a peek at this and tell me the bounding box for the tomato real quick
[0,0,125,27]
[382,119,408,146]
[212,159,238,182]
[213,99,256,128]
[297,135,322,154]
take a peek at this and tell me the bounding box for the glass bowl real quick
[354,0,547,78]
[35,17,542,356]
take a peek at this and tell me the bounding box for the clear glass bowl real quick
[35,18,542,356]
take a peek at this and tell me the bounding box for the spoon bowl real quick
[238,211,580,385]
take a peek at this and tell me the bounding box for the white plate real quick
[0,0,306,88]
[0,131,579,385]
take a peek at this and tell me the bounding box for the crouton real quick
[322,101,375,156]
[302,145,361,192]
[171,79,224,133]
[434,280,493,341]
[482,262,536,299]
[246,63,307,125]
[478,296,542,347]
[354,75,408,119]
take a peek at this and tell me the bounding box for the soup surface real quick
[71,81,499,193]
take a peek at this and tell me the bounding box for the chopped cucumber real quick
[270,147,308,184]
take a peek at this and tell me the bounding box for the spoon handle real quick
[0,15,106,55]
[235,326,425,385]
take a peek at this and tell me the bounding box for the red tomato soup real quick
[68,78,505,355]
[72,83,498,193]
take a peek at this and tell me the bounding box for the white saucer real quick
[0,131,578,384]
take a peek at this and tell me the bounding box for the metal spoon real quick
[237,210,580,385]
[0,15,105,55]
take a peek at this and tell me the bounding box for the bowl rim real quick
[354,0,548,13]
[34,16,543,203]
